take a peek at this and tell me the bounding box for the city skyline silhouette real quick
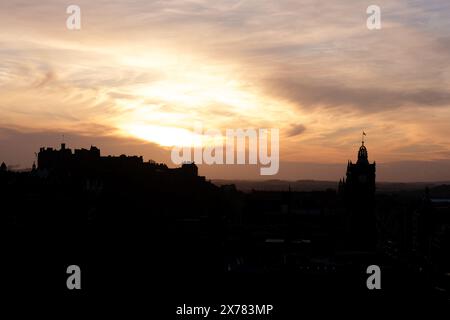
[2,138,450,305]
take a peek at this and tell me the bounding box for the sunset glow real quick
[1,0,450,181]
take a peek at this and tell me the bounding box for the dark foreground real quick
[2,165,450,315]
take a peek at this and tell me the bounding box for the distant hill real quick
[212,179,450,195]
[213,179,337,192]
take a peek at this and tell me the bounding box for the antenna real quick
[61,134,67,150]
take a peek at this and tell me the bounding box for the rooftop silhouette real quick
[37,143,200,178]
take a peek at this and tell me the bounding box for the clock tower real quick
[340,134,376,249]
[344,138,376,200]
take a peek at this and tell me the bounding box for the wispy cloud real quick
[1,0,450,180]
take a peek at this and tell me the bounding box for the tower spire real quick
[357,132,368,164]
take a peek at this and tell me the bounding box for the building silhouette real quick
[339,136,377,250]
[37,143,200,179]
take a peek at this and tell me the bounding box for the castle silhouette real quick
[37,143,199,178]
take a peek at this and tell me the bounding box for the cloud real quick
[264,78,450,112]
[34,70,57,88]
[287,124,306,137]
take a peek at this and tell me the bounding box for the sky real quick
[1,0,450,181]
